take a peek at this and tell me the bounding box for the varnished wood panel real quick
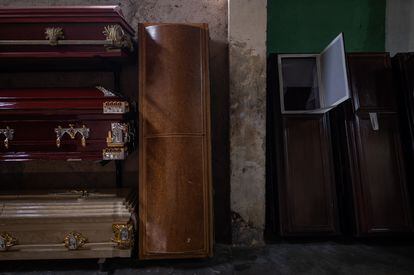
[279,115,338,235]
[349,114,413,234]
[138,23,212,259]
[347,53,396,113]
[144,137,206,253]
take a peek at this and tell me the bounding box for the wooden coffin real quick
[393,53,414,218]
[0,6,134,60]
[273,34,349,236]
[0,87,132,161]
[345,53,413,235]
[0,189,136,260]
[138,23,213,259]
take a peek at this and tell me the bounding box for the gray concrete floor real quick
[1,242,414,274]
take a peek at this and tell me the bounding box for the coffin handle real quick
[0,232,18,251]
[0,126,14,149]
[369,112,380,131]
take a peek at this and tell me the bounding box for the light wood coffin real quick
[0,189,136,260]
[138,23,213,259]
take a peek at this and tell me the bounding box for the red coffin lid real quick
[0,6,134,36]
[0,87,124,111]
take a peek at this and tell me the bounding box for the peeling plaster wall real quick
[229,0,267,245]
[0,0,231,243]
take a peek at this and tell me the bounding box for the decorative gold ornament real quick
[0,232,17,252]
[0,126,14,149]
[102,147,127,160]
[112,223,134,249]
[103,101,129,114]
[55,124,90,148]
[106,123,129,147]
[63,232,87,250]
[45,27,64,46]
[103,25,133,51]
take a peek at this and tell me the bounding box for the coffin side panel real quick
[353,114,412,234]
[139,23,212,259]
[142,24,203,136]
[347,53,396,112]
[279,115,338,235]
[143,137,206,254]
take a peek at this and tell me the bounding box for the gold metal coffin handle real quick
[0,232,18,252]
[0,25,133,52]
[106,123,129,147]
[0,126,14,149]
[55,124,90,148]
[63,232,88,250]
[112,223,134,249]
[45,27,65,46]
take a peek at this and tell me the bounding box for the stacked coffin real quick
[0,86,132,161]
[0,6,138,261]
[0,189,136,260]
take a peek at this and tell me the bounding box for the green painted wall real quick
[267,0,386,53]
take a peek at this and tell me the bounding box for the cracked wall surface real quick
[229,0,267,245]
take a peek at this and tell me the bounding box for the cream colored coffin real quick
[0,189,136,260]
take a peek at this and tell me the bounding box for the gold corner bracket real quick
[103,147,127,160]
[103,25,133,52]
[112,223,134,249]
[0,232,18,252]
[0,126,14,149]
[103,101,130,114]
[63,232,88,250]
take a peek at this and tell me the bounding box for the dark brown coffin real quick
[0,6,134,59]
[138,23,213,259]
[345,53,413,235]
[0,87,131,161]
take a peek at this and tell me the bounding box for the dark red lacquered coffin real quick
[0,87,132,161]
[0,6,135,59]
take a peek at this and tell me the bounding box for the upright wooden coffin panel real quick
[393,53,414,218]
[279,115,339,235]
[346,53,413,235]
[138,23,212,259]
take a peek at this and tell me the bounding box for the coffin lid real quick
[0,5,134,36]
[0,188,135,221]
[0,87,124,111]
[278,33,350,114]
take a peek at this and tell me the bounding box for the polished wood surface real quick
[0,6,134,59]
[347,53,397,113]
[393,53,414,222]
[138,23,212,259]
[279,115,339,235]
[346,53,413,235]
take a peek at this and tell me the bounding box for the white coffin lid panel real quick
[278,33,350,114]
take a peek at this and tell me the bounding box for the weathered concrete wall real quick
[386,0,414,55]
[0,0,231,242]
[229,0,267,245]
